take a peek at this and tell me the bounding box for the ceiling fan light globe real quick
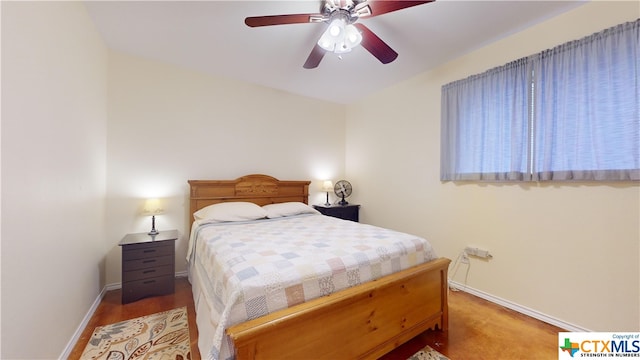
[329,25,341,37]
[327,18,345,38]
[344,24,362,47]
[317,36,335,51]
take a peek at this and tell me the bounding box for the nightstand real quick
[313,204,360,222]
[118,230,178,304]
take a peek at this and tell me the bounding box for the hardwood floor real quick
[69,278,563,360]
[381,288,564,360]
[68,277,201,360]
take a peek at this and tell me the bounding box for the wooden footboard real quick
[227,257,450,360]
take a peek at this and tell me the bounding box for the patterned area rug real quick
[408,345,450,360]
[80,307,191,360]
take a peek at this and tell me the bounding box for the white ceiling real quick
[85,0,586,104]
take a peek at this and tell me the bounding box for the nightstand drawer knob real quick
[142,269,156,274]
[143,249,156,253]
[143,280,156,284]
[142,259,156,264]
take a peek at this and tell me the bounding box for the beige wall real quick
[1,1,638,358]
[1,2,108,358]
[105,51,346,285]
[346,1,639,331]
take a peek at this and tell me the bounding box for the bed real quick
[187,174,450,360]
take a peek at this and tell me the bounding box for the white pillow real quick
[193,202,267,222]
[263,202,320,218]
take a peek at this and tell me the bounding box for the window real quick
[441,19,639,181]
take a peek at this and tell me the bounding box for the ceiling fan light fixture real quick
[317,19,362,54]
[317,18,345,52]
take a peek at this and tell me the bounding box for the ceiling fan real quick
[244,0,435,69]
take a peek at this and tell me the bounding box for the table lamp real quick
[143,198,164,235]
[321,180,333,206]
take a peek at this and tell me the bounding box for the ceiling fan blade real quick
[245,14,323,27]
[353,23,398,64]
[303,44,326,69]
[363,0,434,18]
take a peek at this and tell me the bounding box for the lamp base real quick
[148,215,159,236]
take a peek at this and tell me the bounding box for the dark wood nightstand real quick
[118,230,178,304]
[313,204,360,222]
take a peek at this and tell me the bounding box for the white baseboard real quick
[59,272,190,359]
[58,286,108,359]
[448,280,590,332]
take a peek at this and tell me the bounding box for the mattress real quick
[187,213,438,360]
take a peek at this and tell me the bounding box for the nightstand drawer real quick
[122,243,173,261]
[122,264,174,282]
[123,255,173,271]
[122,275,174,304]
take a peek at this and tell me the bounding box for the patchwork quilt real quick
[187,214,438,360]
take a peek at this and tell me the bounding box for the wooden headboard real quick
[188,174,311,216]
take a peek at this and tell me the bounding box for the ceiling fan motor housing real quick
[322,0,370,20]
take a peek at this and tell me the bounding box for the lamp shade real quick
[143,198,164,215]
[321,180,334,192]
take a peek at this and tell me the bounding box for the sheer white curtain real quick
[441,19,639,182]
[532,19,639,181]
[440,58,531,181]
